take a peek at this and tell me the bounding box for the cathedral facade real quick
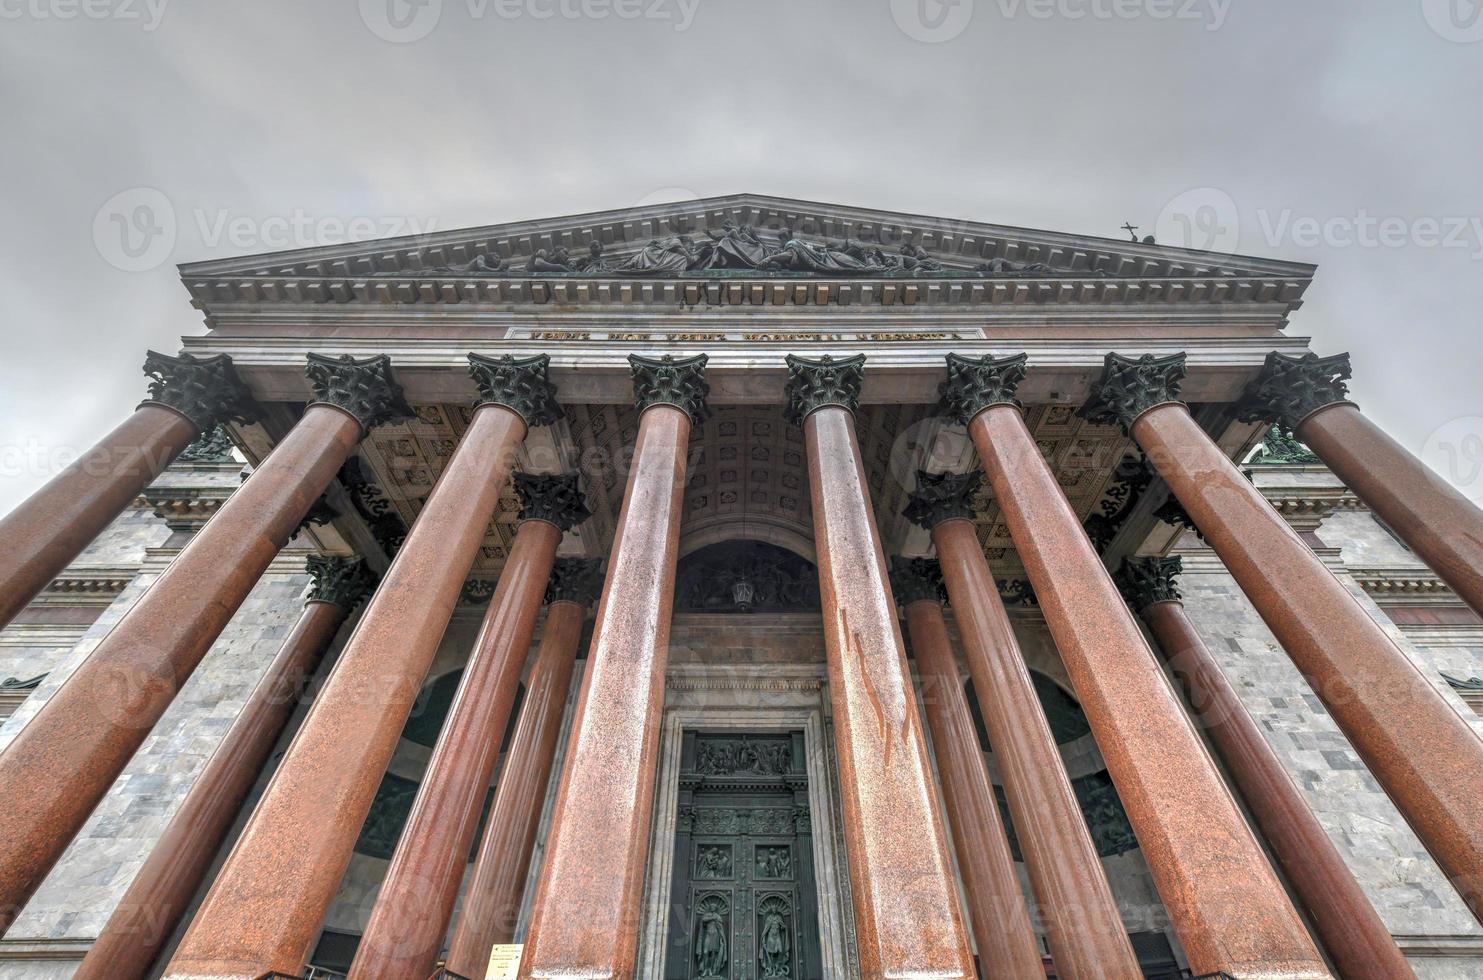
[0,195,1481,979]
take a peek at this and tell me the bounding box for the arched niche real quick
[673,539,820,614]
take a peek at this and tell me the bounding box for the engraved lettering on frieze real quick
[530,330,592,341]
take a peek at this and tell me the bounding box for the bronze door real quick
[666,733,823,980]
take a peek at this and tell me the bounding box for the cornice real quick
[1347,566,1459,603]
[41,568,134,600]
[179,193,1314,279]
[183,272,1311,314]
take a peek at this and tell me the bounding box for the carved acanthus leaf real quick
[546,557,604,607]
[141,350,258,433]
[937,352,1028,425]
[514,471,591,531]
[783,353,866,425]
[902,470,982,531]
[1078,352,1188,434]
[889,557,946,606]
[1234,351,1353,434]
[1114,555,1182,609]
[306,555,377,610]
[467,353,562,426]
[630,353,710,424]
[305,353,413,432]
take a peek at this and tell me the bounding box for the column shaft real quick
[933,518,1140,977]
[1132,402,1483,922]
[73,598,350,980]
[164,403,527,978]
[805,406,976,978]
[968,405,1328,977]
[1140,599,1416,980]
[0,405,362,934]
[1300,402,1483,618]
[0,405,199,630]
[902,598,1045,980]
[518,405,690,980]
[350,518,562,978]
[444,598,585,977]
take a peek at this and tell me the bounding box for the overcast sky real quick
[1,0,1480,513]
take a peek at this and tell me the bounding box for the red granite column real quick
[73,557,374,980]
[942,352,1328,977]
[0,351,256,631]
[1239,351,1483,619]
[0,353,409,936]
[890,559,1046,980]
[444,558,601,979]
[1087,351,1483,923]
[903,488,1141,978]
[1117,556,1417,980]
[786,354,977,978]
[350,473,591,979]
[518,354,705,980]
[163,354,560,978]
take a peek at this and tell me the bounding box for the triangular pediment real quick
[179,193,1313,311]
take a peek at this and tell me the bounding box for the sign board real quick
[487,943,523,980]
